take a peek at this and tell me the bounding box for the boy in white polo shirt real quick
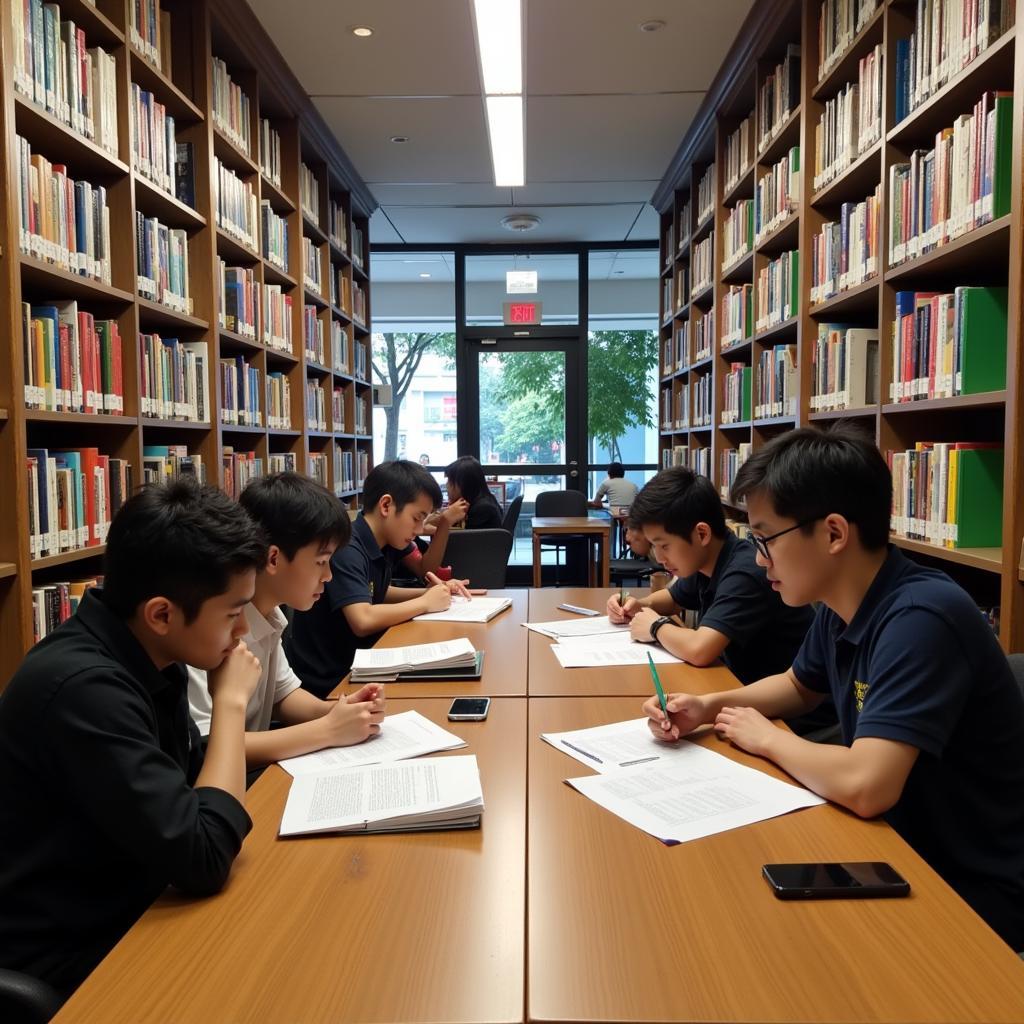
[188,472,385,768]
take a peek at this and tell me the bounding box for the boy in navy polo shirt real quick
[285,460,470,698]
[608,466,815,687]
[642,425,1024,949]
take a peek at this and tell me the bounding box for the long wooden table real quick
[531,517,611,588]
[528,697,1024,1023]
[54,698,527,1024]
[527,588,738,697]
[343,588,528,698]
[53,589,1024,1022]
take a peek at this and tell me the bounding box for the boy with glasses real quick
[608,466,815,690]
[642,425,1024,950]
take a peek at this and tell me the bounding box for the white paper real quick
[566,746,825,845]
[542,717,696,772]
[280,754,484,836]
[552,640,682,668]
[278,710,466,778]
[414,597,512,623]
[351,638,476,672]
[524,615,627,639]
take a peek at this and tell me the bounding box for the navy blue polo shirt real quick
[792,547,1024,948]
[284,513,413,698]
[667,531,815,684]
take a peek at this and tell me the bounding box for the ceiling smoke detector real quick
[501,213,541,232]
[639,19,666,32]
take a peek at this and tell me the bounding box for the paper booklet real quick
[350,638,479,681]
[415,596,513,623]
[544,717,824,845]
[279,754,484,836]
[551,631,683,668]
[279,709,466,778]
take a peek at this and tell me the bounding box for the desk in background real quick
[531,517,611,588]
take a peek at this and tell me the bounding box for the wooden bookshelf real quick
[654,0,1024,649]
[0,0,376,684]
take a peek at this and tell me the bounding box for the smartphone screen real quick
[448,697,490,720]
[763,862,910,899]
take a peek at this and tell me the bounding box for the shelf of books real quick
[656,0,1023,648]
[0,0,377,681]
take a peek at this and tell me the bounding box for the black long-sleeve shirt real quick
[0,589,252,996]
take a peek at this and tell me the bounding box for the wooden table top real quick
[54,698,527,1024]
[527,697,1024,1024]
[527,588,738,698]
[343,588,528,698]
[531,517,612,533]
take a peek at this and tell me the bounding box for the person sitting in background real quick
[443,455,503,529]
[589,461,639,510]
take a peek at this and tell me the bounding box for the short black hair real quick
[608,462,625,478]
[362,460,443,513]
[103,477,268,623]
[445,455,490,504]
[731,424,892,550]
[630,467,727,539]
[239,472,350,560]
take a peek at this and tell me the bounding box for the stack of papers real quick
[525,615,684,667]
[279,709,466,777]
[524,614,626,640]
[279,754,484,836]
[544,717,825,844]
[415,596,512,623]
[350,638,480,681]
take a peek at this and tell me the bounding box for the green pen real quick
[620,588,628,608]
[647,652,669,723]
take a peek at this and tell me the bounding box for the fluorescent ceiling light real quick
[472,0,522,94]
[485,96,524,187]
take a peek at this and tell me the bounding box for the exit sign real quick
[503,301,542,325]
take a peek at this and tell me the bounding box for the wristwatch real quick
[649,615,674,642]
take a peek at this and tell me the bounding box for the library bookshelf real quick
[0,0,377,683]
[654,0,1024,650]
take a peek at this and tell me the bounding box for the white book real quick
[279,754,484,836]
[350,638,478,681]
[279,710,466,777]
[415,596,512,623]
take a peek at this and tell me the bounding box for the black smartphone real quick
[447,697,491,721]
[762,862,911,900]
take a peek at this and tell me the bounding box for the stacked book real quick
[755,250,799,331]
[303,236,323,295]
[692,372,712,427]
[261,201,290,271]
[130,84,176,195]
[218,262,259,339]
[259,119,282,187]
[694,308,714,361]
[32,577,99,644]
[308,452,328,487]
[270,453,298,473]
[335,447,355,491]
[267,372,292,430]
[817,0,880,82]
[720,443,752,501]
[722,200,754,270]
[755,147,800,242]
[810,324,879,411]
[721,363,752,424]
[214,158,259,252]
[328,197,348,250]
[697,163,716,224]
[219,356,262,426]
[692,233,714,295]
[139,335,209,422]
[754,344,798,419]
[758,45,801,152]
[262,284,293,352]
[351,639,482,682]
[724,114,754,192]
[222,448,264,497]
[212,57,251,155]
[142,445,206,485]
[129,0,172,71]
[300,162,320,225]
[722,284,754,349]
[137,213,191,312]
[304,305,325,364]
[809,184,881,303]
[305,378,327,431]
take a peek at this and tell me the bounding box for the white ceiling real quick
[249,0,755,245]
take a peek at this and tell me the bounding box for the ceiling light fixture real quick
[351,26,373,37]
[389,135,410,144]
[501,213,540,232]
[485,96,524,187]
[639,19,666,32]
[472,0,525,188]
[419,272,432,278]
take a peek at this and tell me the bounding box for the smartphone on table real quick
[762,862,910,900]
[448,697,491,721]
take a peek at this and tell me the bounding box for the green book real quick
[956,286,1007,394]
[992,93,1013,220]
[788,250,799,319]
[954,447,1003,548]
[741,366,752,421]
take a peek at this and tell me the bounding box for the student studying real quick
[642,425,1024,951]
[187,472,386,770]
[284,460,471,698]
[0,479,267,1001]
[588,461,639,510]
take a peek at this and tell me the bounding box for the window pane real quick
[466,253,579,326]
[479,351,566,466]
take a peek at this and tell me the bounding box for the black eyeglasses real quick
[748,518,820,561]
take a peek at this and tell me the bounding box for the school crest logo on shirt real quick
[853,680,870,712]
[368,582,375,599]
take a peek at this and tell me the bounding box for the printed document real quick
[279,710,466,778]
[280,754,484,836]
[350,638,477,680]
[415,596,512,623]
[542,717,699,772]
[524,615,628,639]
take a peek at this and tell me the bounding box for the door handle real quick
[569,469,578,478]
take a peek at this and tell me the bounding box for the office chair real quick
[534,489,588,586]
[442,529,514,588]
[501,494,524,535]
[0,969,64,1024]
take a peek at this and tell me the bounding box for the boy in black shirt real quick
[0,479,267,999]
[285,460,470,697]
[642,425,1024,950]
[609,466,814,685]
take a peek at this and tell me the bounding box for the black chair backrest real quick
[0,969,64,1024]
[535,489,586,517]
[444,529,514,588]
[501,494,524,535]
[1007,653,1024,699]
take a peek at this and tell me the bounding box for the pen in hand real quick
[647,652,670,725]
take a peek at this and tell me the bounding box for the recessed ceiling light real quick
[639,19,666,32]
[419,272,431,278]
[501,213,540,232]
[351,26,373,37]
[613,269,626,275]
[389,135,410,144]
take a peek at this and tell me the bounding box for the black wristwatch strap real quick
[650,615,673,641]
